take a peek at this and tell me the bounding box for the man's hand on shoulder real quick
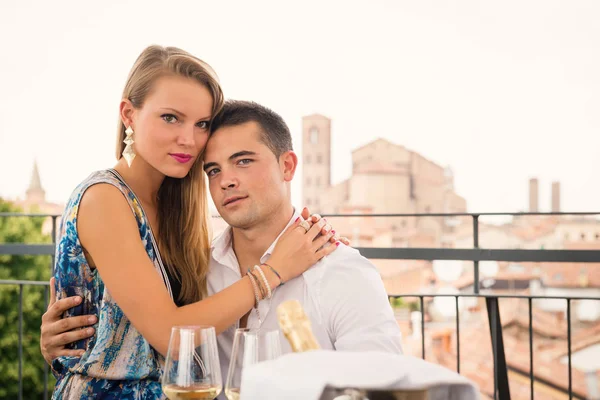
[40,278,97,364]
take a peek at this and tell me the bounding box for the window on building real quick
[310,127,319,144]
[565,233,570,241]
[306,177,311,186]
[596,233,599,240]
[581,233,586,241]
[317,154,323,164]
[316,177,320,187]
[425,206,431,213]
[306,155,311,164]
[401,220,407,228]
[306,198,311,206]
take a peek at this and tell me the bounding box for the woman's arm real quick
[77,184,334,356]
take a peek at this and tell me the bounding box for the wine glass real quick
[225,328,282,400]
[162,326,222,399]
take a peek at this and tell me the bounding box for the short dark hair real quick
[210,100,293,158]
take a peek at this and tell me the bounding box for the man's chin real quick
[219,212,258,230]
[217,210,243,227]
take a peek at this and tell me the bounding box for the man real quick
[41,101,403,384]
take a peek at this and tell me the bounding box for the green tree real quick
[0,198,54,398]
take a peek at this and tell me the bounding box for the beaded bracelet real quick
[253,265,272,300]
[249,269,267,300]
[246,273,262,324]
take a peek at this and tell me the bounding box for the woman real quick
[50,45,339,398]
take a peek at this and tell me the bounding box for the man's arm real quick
[40,278,97,365]
[320,246,403,354]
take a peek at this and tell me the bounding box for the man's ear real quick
[279,151,298,182]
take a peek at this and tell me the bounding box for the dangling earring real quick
[122,126,136,167]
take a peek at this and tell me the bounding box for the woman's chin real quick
[162,166,191,180]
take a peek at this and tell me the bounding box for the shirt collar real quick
[211,208,302,267]
[260,208,302,264]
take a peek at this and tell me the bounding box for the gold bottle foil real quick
[277,300,320,352]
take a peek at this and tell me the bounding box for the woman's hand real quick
[300,207,350,246]
[266,212,338,284]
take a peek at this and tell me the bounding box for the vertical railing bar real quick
[567,299,572,400]
[456,295,460,373]
[529,297,534,400]
[473,215,480,294]
[43,284,49,400]
[420,296,425,360]
[491,298,498,399]
[18,284,24,400]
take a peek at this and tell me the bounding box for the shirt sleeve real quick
[318,246,404,354]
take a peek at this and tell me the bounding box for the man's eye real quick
[161,114,178,123]
[238,159,252,165]
[207,168,219,177]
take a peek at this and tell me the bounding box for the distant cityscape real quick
[9,113,600,398]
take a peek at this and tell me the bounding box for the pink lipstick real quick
[170,153,192,163]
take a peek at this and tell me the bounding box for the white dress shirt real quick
[207,209,403,393]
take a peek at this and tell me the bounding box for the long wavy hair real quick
[115,45,224,304]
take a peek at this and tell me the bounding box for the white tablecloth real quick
[240,350,479,400]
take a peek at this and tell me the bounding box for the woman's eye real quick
[161,114,178,123]
[197,121,209,129]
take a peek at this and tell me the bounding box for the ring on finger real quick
[299,220,311,233]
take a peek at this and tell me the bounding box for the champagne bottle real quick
[277,300,428,400]
[276,299,320,352]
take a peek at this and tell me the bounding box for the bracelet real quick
[249,269,267,300]
[254,265,272,300]
[246,273,262,325]
[246,273,261,307]
[248,274,262,326]
[263,263,284,286]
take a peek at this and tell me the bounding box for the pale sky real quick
[0,0,598,214]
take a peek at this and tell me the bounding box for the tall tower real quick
[302,114,331,213]
[551,181,561,212]
[25,160,46,205]
[529,178,539,213]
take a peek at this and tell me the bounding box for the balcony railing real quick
[2,211,600,399]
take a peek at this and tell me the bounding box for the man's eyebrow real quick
[203,161,217,171]
[203,150,258,171]
[229,150,258,159]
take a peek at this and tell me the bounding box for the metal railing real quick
[0,279,51,399]
[336,211,600,400]
[2,211,600,399]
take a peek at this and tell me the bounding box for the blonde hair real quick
[116,45,224,304]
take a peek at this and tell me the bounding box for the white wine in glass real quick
[162,384,222,399]
[224,387,241,400]
[162,326,222,400]
[224,328,282,400]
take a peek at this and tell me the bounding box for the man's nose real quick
[219,169,238,190]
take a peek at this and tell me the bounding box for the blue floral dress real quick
[52,169,174,399]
